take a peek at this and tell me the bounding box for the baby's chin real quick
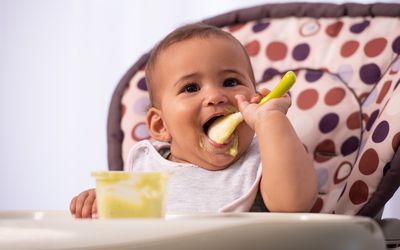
[190,129,253,170]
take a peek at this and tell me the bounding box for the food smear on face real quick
[200,133,239,157]
[227,134,238,157]
[92,171,169,218]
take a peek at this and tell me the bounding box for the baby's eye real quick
[183,83,200,93]
[223,78,239,87]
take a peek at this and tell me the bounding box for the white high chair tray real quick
[0,211,385,250]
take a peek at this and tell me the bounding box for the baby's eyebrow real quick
[220,69,246,78]
[173,73,199,86]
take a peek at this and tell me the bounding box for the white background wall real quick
[0,0,399,218]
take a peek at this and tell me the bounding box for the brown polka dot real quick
[326,21,343,37]
[228,24,245,32]
[334,161,353,184]
[393,132,400,152]
[346,112,361,130]
[341,40,359,58]
[362,113,369,125]
[245,40,260,57]
[349,180,369,205]
[266,41,288,61]
[376,80,392,104]
[296,89,319,110]
[310,197,323,213]
[359,148,379,175]
[358,92,369,103]
[314,139,336,163]
[364,38,387,57]
[324,87,346,105]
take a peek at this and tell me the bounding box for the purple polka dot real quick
[341,136,360,156]
[372,120,389,143]
[305,70,323,82]
[350,20,370,34]
[359,63,381,85]
[133,97,150,116]
[262,68,280,82]
[137,77,148,91]
[392,36,400,54]
[252,21,270,32]
[292,43,310,61]
[366,109,379,131]
[319,113,339,133]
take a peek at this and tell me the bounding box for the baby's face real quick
[152,36,256,170]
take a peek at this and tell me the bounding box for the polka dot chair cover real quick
[107,3,400,217]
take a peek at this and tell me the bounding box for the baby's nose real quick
[204,89,228,106]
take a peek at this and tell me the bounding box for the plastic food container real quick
[92,171,170,219]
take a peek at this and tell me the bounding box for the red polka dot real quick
[349,180,369,205]
[334,161,352,184]
[324,87,346,105]
[314,139,336,163]
[245,40,260,57]
[346,112,361,130]
[341,40,359,57]
[364,38,388,57]
[296,89,319,110]
[228,24,245,32]
[392,132,400,152]
[359,148,379,175]
[266,42,287,61]
[310,197,323,213]
[376,80,392,104]
[326,21,343,37]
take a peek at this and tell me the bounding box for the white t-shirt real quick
[126,139,262,213]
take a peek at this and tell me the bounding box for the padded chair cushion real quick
[108,3,400,216]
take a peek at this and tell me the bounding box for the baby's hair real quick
[145,22,255,107]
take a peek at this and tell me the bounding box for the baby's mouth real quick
[203,115,224,136]
[201,114,236,153]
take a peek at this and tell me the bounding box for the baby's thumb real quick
[235,95,250,112]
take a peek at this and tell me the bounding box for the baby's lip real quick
[207,134,234,148]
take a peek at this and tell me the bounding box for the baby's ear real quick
[146,107,172,142]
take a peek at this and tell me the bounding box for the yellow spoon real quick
[207,71,296,144]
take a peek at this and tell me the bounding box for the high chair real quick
[107,2,400,248]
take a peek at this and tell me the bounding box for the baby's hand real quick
[70,188,97,219]
[236,88,291,131]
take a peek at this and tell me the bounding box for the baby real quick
[70,23,317,218]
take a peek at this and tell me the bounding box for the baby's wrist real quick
[254,111,287,132]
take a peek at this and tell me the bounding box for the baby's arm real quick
[236,90,318,212]
[70,188,97,218]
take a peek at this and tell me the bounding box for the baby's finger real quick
[282,93,292,107]
[257,88,270,97]
[235,94,250,112]
[70,196,77,216]
[82,192,96,219]
[74,191,89,218]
